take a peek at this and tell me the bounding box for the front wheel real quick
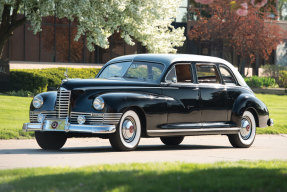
[109,110,141,151]
[35,131,67,150]
[228,111,256,148]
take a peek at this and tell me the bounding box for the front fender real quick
[231,93,269,128]
[99,92,167,114]
[30,91,57,111]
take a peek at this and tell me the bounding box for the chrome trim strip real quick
[147,128,240,133]
[70,112,122,125]
[67,124,115,133]
[30,111,57,123]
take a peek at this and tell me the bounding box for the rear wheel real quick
[109,110,141,151]
[160,136,184,146]
[35,131,67,150]
[228,111,256,148]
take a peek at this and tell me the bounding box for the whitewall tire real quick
[228,111,256,148]
[109,110,141,151]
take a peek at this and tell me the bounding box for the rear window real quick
[219,66,236,85]
[196,64,220,84]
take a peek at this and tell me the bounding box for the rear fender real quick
[231,93,269,127]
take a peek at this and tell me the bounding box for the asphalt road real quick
[0,134,287,169]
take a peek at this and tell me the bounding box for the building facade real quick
[2,0,286,68]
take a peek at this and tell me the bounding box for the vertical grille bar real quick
[55,88,71,119]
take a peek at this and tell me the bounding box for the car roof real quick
[106,53,234,68]
[104,54,247,87]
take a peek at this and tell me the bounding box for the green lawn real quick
[0,95,33,139]
[0,94,286,139]
[256,94,287,134]
[0,161,286,192]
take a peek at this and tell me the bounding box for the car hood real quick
[61,78,159,90]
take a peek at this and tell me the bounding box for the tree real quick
[188,0,285,75]
[0,0,185,59]
[278,0,287,20]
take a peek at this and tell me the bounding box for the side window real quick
[151,64,164,81]
[219,66,236,85]
[165,64,193,83]
[196,64,220,84]
[125,63,164,81]
[126,63,148,79]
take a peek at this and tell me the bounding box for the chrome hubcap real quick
[240,117,252,140]
[122,117,137,143]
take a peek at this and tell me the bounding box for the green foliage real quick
[9,71,48,93]
[0,161,287,192]
[244,76,278,88]
[262,64,287,79]
[5,90,34,97]
[9,68,101,94]
[278,70,287,88]
[0,0,185,54]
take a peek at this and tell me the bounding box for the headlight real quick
[33,95,43,109]
[93,96,104,110]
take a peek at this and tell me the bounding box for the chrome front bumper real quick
[267,118,274,126]
[22,118,116,134]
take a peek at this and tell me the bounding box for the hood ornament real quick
[64,67,68,79]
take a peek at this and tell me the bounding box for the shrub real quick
[10,71,48,93]
[278,71,287,88]
[9,68,101,94]
[5,90,34,97]
[262,64,287,79]
[244,76,278,88]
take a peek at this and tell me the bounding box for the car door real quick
[162,63,201,127]
[194,62,228,124]
[218,64,243,122]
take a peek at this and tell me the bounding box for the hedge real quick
[244,76,278,88]
[9,68,101,94]
[278,71,287,88]
[9,71,48,93]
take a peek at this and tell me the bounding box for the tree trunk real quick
[0,3,25,59]
[239,57,246,76]
[254,53,260,76]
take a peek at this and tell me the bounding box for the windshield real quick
[98,62,164,82]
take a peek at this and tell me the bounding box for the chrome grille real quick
[55,88,71,119]
[70,112,122,125]
[30,111,57,123]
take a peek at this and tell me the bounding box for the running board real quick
[147,127,240,137]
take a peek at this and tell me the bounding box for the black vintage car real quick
[23,54,273,151]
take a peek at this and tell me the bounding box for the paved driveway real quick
[0,134,287,169]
